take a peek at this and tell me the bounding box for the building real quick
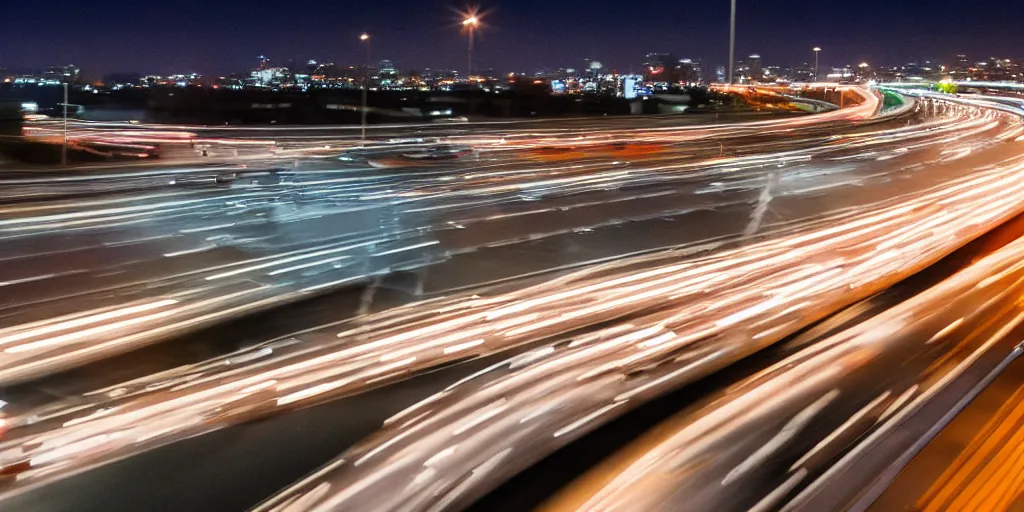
[249,67,292,89]
[791,63,814,82]
[102,72,141,87]
[900,61,942,81]
[135,73,202,88]
[954,54,969,73]
[748,55,763,83]
[855,63,874,81]
[677,59,701,84]
[5,64,82,86]
[46,64,81,83]
[211,75,245,90]
[378,60,397,78]
[376,59,397,87]
[309,62,359,87]
[734,60,750,83]
[643,53,679,83]
[826,66,855,82]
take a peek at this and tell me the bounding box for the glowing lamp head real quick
[813,47,822,52]
[462,16,479,27]
[360,33,370,41]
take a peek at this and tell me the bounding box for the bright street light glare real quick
[462,16,478,26]
[360,33,370,41]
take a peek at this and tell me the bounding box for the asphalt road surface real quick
[2,89,1024,511]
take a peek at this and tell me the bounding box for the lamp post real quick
[360,33,370,140]
[62,82,68,167]
[727,0,736,84]
[813,47,822,82]
[462,16,479,81]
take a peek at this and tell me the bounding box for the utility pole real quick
[727,0,736,84]
[462,15,479,80]
[62,82,68,167]
[360,33,370,141]
[814,47,822,82]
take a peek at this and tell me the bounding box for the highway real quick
[1,86,1024,511]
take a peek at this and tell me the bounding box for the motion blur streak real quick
[543,214,1024,512]
[0,88,1017,504]
[23,87,877,157]
[253,158,1024,508]
[0,87,881,383]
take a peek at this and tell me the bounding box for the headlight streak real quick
[251,155,1024,512]
[0,88,1019,507]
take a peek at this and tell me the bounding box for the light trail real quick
[252,153,1024,512]
[0,88,1019,506]
[543,201,1024,512]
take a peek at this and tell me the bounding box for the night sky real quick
[2,0,1021,78]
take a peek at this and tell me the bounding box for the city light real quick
[7,2,1024,511]
[813,47,822,82]
[457,8,484,79]
[456,5,484,29]
[359,32,371,140]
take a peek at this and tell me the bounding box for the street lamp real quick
[727,0,737,84]
[462,15,479,80]
[813,47,822,82]
[62,82,68,166]
[360,33,370,140]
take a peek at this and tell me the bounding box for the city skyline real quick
[2,0,1022,77]
[4,48,1022,84]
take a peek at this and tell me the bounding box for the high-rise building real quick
[827,66,855,82]
[42,64,81,83]
[643,53,679,82]
[677,59,701,84]
[793,62,814,82]
[856,63,874,81]
[762,66,786,82]
[748,55,763,82]
[955,54,969,73]
[901,61,941,81]
[735,60,750,82]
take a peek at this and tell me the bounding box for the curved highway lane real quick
[0,87,1022,511]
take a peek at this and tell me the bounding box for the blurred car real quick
[400,144,473,160]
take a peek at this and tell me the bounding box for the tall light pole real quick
[462,15,479,80]
[813,47,822,82]
[727,0,736,84]
[360,33,370,140]
[61,82,68,167]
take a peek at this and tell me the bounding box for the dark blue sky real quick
[1,0,1021,77]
